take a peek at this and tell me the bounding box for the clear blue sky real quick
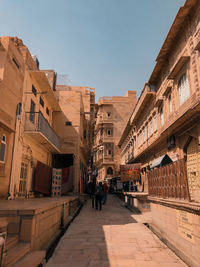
[0,0,185,100]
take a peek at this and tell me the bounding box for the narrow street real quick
[47,195,186,267]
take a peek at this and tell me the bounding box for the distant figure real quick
[95,182,104,210]
[90,180,96,208]
[133,182,138,192]
[102,181,108,204]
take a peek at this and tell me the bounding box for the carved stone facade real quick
[93,92,137,181]
[118,1,200,265]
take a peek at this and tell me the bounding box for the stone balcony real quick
[24,112,60,152]
[130,84,156,125]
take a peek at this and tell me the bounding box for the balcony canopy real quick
[130,84,156,125]
[24,112,60,153]
[168,56,190,80]
[150,154,172,169]
[30,71,61,111]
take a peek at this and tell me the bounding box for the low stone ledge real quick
[117,192,150,212]
[148,196,200,214]
[0,196,80,250]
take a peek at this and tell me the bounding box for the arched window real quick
[107,167,113,175]
[0,135,6,162]
[160,106,164,126]
[178,73,190,105]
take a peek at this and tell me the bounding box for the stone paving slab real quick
[47,195,187,267]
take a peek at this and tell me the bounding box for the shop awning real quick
[150,154,172,169]
[120,163,141,182]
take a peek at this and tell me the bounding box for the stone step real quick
[13,251,46,267]
[5,234,18,251]
[3,242,31,267]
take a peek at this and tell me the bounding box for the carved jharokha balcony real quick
[24,112,60,152]
[130,83,156,124]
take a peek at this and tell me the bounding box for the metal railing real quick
[24,112,60,150]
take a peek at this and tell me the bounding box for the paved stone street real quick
[47,195,187,267]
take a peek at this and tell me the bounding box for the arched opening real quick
[185,137,200,202]
[107,167,113,175]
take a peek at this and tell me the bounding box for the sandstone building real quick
[118,0,200,265]
[93,91,137,181]
[0,37,93,265]
[53,85,95,193]
[0,37,25,198]
[0,37,95,198]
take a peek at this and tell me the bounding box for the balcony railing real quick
[24,112,60,152]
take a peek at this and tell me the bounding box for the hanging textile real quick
[34,161,52,195]
[61,166,73,195]
[52,168,62,197]
[120,163,141,182]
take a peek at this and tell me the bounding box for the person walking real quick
[95,182,103,211]
[90,180,96,208]
[102,180,108,204]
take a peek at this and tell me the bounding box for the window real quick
[29,100,35,123]
[160,106,164,126]
[19,162,28,196]
[46,107,49,116]
[107,129,111,136]
[168,94,172,113]
[12,57,20,69]
[138,132,141,146]
[107,167,113,175]
[107,112,111,118]
[40,97,44,107]
[83,129,87,139]
[154,114,157,131]
[139,133,142,146]
[178,73,190,105]
[149,119,153,136]
[32,85,37,96]
[143,128,145,142]
[0,135,6,162]
[146,123,148,140]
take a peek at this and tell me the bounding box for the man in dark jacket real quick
[90,180,96,208]
[95,182,104,210]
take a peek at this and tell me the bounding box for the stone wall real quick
[150,201,200,267]
[0,197,80,251]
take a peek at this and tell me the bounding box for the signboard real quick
[120,163,141,182]
[176,210,195,244]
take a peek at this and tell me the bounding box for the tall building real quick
[0,37,25,198]
[53,85,95,193]
[118,0,200,265]
[93,91,137,181]
[0,36,95,198]
[7,39,61,198]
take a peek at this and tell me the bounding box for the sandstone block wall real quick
[151,202,200,266]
